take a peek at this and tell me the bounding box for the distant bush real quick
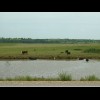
[74,49,82,51]
[84,48,100,53]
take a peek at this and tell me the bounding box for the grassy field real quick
[0,43,100,59]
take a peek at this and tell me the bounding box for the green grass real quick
[84,48,100,53]
[0,43,100,59]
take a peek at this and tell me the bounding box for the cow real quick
[21,51,28,55]
[65,50,69,53]
[86,58,89,62]
[65,50,71,55]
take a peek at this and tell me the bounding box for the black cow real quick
[86,58,89,62]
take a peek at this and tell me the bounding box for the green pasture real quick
[0,43,100,59]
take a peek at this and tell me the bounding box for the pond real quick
[0,59,100,80]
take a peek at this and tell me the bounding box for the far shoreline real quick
[0,43,100,60]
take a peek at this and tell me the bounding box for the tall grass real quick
[80,75,100,81]
[0,73,72,81]
[58,72,72,81]
[0,74,100,81]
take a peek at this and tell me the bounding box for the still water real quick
[0,59,100,80]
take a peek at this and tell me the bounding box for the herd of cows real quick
[21,50,89,62]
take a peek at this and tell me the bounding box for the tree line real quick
[0,38,100,43]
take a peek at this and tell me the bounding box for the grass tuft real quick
[80,75,100,81]
[58,72,72,81]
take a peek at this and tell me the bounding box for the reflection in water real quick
[5,61,10,66]
[0,60,100,80]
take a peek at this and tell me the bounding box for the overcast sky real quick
[0,12,100,39]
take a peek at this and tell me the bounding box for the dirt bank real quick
[0,81,100,87]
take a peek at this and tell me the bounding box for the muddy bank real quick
[0,55,100,60]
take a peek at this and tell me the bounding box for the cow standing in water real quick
[21,51,28,55]
[86,58,89,62]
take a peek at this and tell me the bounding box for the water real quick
[0,59,100,80]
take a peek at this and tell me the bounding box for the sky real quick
[0,12,100,39]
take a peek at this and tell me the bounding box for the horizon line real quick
[0,37,100,40]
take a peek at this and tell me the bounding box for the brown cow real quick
[21,51,28,55]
